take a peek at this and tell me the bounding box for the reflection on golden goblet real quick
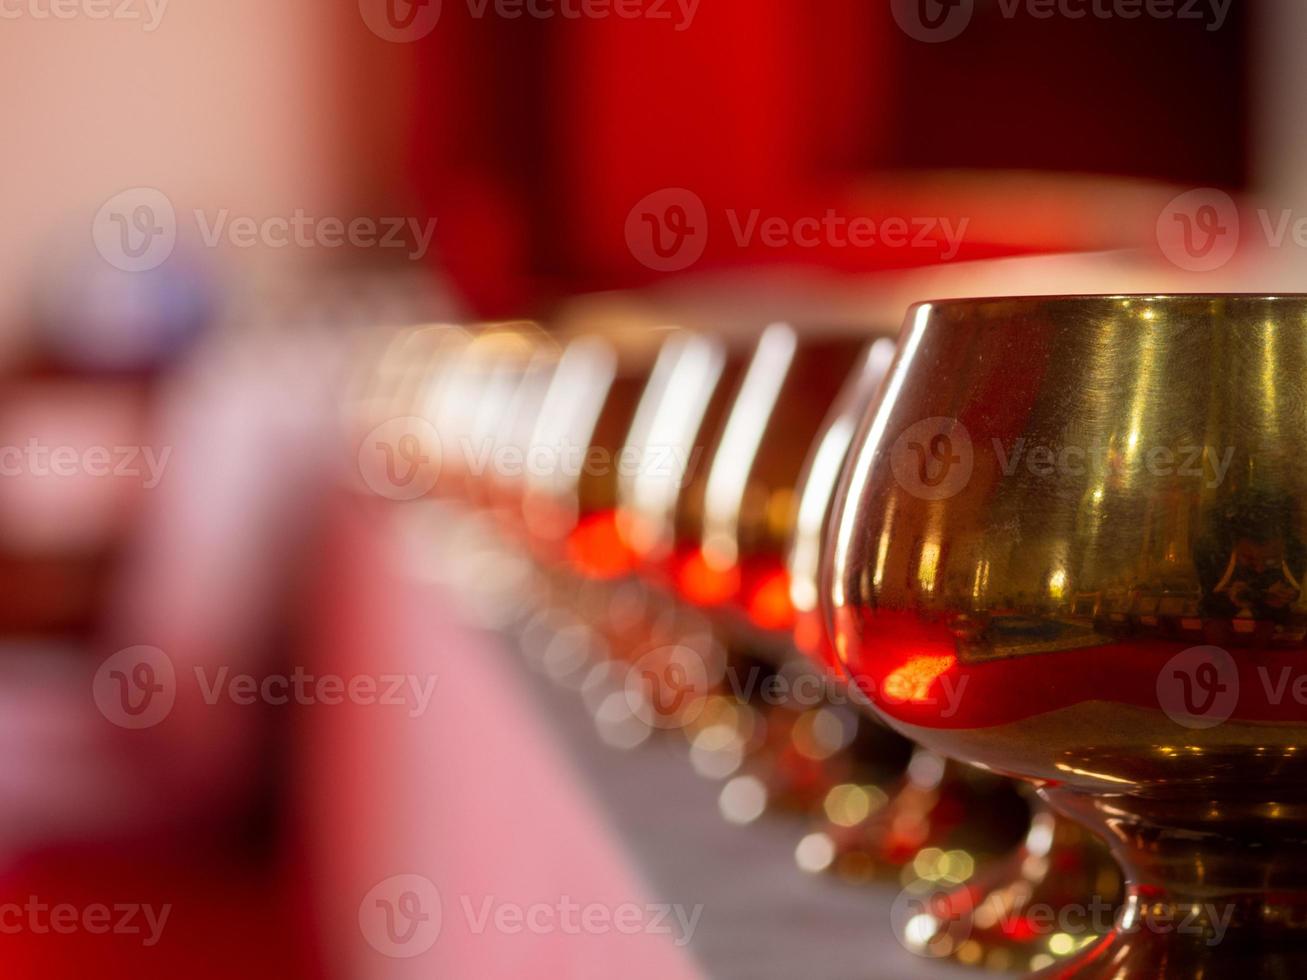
[827,295,1307,977]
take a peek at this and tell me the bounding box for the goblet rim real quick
[908,292,1307,315]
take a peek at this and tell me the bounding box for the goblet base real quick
[1034,913,1307,979]
[1037,787,1307,979]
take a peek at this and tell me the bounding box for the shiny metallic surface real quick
[617,332,748,591]
[679,323,872,635]
[826,295,1307,976]
[617,330,730,564]
[789,336,897,669]
[521,327,671,571]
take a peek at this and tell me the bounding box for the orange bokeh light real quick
[675,550,739,607]
[746,568,795,632]
[793,612,823,657]
[565,510,636,580]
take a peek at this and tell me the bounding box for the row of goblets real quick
[351,316,1118,973]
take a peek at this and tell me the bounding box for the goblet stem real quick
[1039,787,1307,977]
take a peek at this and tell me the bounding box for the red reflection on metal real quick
[883,654,957,704]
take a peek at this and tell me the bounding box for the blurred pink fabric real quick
[300,500,704,980]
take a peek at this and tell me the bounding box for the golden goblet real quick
[787,327,1119,969]
[826,295,1307,977]
[784,336,1029,887]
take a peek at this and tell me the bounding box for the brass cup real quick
[826,295,1307,977]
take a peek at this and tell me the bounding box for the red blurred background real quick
[0,2,1286,977]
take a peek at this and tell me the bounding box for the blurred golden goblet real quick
[827,295,1307,977]
[654,323,936,824]
[521,326,671,578]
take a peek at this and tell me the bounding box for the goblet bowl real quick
[826,295,1307,977]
